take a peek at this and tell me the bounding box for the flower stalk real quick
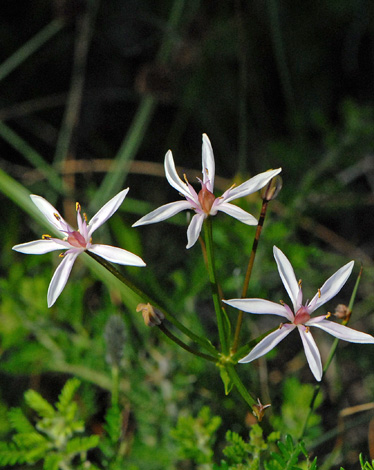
[204,218,230,355]
[231,190,272,353]
[87,250,219,358]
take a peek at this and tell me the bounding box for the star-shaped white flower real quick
[224,246,374,381]
[133,134,282,248]
[13,189,146,307]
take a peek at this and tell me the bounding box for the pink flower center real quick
[293,306,310,325]
[198,187,216,214]
[67,231,87,248]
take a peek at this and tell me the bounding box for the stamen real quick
[59,252,65,258]
[325,312,332,319]
[54,212,61,221]
[318,288,321,298]
[280,300,284,305]
[42,234,51,240]
[83,212,88,222]
[305,326,310,333]
[298,279,302,287]
[278,323,284,329]
[183,173,189,185]
[76,202,81,212]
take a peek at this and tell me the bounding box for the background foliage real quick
[1,1,374,468]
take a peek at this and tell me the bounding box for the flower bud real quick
[252,398,271,422]
[260,175,282,201]
[334,304,351,321]
[136,303,165,327]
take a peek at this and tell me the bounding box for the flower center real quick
[67,231,87,248]
[294,306,310,325]
[198,186,216,214]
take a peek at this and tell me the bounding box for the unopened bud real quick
[252,398,271,422]
[136,303,164,327]
[334,304,351,321]
[260,175,282,201]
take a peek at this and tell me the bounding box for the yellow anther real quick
[298,279,302,287]
[318,288,321,298]
[305,326,310,333]
[279,299,284,305]
[278,323,284,329]
[325,312,332,319]
[183,173,189,185]
[83,212,88,222]
[76,202,81,212]
[59,253,65,258]
[54,212,61,220]
[42,234,51,240]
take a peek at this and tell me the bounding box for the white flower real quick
[133,134,282,248]
[224,246,374,381]
[13,189,146,307]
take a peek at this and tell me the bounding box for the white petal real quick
[298,327,323,381]
[273,246,300,311]
[89,244,146,266]
[12,239,69,254]
[30,195,71,232]
[224,168,282,202]
[132,200,192,227]
[308,261,354,312]
[88,188,129,237]
[47,252,79,307]
[215,202,257,225]
[202,134,215,191]
[239,324,295,363]
[164,150,192,199]
[223,298,293,321]
[308,319,374,343]
[186,213,205,249]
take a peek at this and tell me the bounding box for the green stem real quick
[0,122,65,194]
[226,364,256,407]
[111,365,119,407]
[0,19,64,82]
[86,250,218,357]
[159,323,217,362]
[204,218,230,355]
[299,266,363,440]
[231,196,270,353]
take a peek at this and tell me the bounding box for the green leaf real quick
[56,378,81,414]
[7,408,34,434]
[219,365,234,395]
[24,389,55,419]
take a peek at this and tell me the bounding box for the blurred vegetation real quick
[1,0,374,469]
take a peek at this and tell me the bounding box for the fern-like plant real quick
[0,378,99,470]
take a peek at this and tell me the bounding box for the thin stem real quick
[86,250,218,357]
[111,365,119,407]
[0,19,64,82]
[159,324,217,362]
[231,196,270,353]
[204,218,230,355]
[0,122,65,194]
[299,266,363,440]
[226,364,256,407]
